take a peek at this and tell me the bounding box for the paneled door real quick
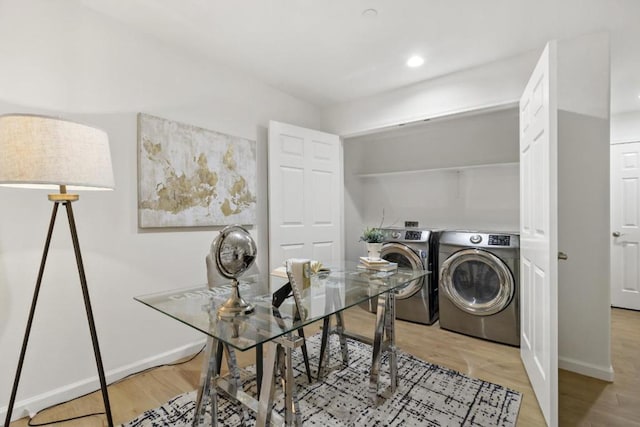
[268,121,343,276]
[611,142,640,310]
[519,42,558,427]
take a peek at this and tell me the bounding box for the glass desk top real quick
[135,263,428,351]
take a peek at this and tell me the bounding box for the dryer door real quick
[440,248,514,316]
[381,243,424,299]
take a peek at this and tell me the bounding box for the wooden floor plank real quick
[8,307,640,426]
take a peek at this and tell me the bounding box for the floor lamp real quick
[0,114,115,427]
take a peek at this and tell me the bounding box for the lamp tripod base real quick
[3,196,113,427]
[217,279,254,319]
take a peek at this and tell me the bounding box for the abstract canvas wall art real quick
[138,113,257,227]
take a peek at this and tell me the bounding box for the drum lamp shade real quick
[0,114,115,191]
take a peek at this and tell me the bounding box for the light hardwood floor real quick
[9,307,640,426]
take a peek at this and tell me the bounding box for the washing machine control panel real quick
[469,234,482,244]
[404,230,422,240]
[488,235,511,246]
[380,228,431,242]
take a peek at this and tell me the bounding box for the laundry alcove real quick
[343,105,520,262]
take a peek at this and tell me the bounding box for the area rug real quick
[123,334,521,426]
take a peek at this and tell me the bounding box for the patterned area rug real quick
[123,334,521,426]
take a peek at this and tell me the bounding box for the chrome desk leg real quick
[256,335,303,427]
[223,344,249,424]
[194,337,218,426]
[334,312,349,366]
[386,292,398,391]
[256,342,278,427]
[369,293,386,404]
[283,343,302,426]
[317,317,331,379]
[277,345,286,390]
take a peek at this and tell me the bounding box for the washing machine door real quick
[381,243,424,299]
[440,248,514,316]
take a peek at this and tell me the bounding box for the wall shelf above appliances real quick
[355,161,519,178]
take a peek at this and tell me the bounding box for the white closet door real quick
[611,142,640,310]
[519,42,558,427]
[268,121,343,275]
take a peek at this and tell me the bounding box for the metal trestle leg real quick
[317,313,350,380]
[194,337,219,426]
[369,291,397,403]
[256,335,304,427]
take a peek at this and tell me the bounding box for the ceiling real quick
[80,0,640,114]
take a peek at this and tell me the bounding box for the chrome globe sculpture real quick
[211,224,257,318]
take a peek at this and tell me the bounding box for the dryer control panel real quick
[488,235,511,246]
[439,231,520,248]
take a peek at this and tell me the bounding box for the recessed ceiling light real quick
[362,8,378,17]
[406,55,424,68]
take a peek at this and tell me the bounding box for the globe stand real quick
[216,278,254,319]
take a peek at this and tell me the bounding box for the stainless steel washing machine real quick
[438,231,520,346]
[360,227,439,325]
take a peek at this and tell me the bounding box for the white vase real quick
[366,242,383,260]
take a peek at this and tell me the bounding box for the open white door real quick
[611,142,640,310]
[519,42,558,427]
[268,121,343,275]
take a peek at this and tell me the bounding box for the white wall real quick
[611,111,640,144]
[540,34,614,380]
[344,108,519,260]
[320,39,638,145]
[0,1,321,421]
[556,32,613,380]
[322,52,538,136]
[557,111,612,379]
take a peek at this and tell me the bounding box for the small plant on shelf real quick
[359,227,384,243]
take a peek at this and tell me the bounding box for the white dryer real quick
[438,231,520,346]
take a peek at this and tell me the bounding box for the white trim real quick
[0,340,206,422]
[558,356,615,382]
[339,100,519,138]
[610,139,640,145]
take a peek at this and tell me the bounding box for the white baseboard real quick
[0,339,206,423]
[558,356,615,382]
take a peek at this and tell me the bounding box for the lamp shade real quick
[0,114,115,191]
